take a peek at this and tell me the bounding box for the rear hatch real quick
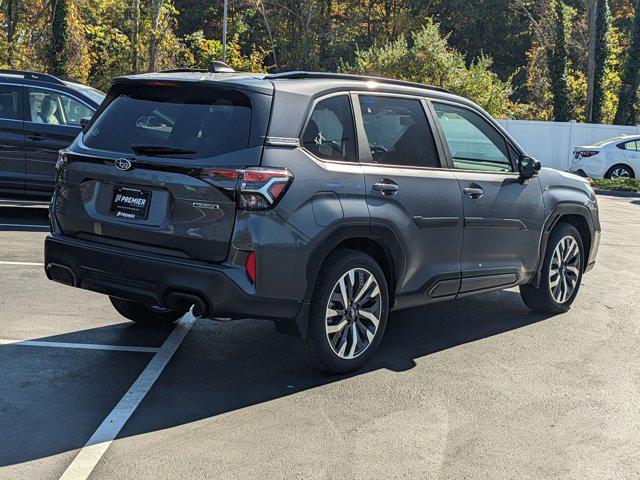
[54,77,272,262]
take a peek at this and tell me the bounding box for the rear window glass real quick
[83,83,251,158]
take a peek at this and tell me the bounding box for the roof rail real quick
[264,71,451,94]
[0,69,66,86]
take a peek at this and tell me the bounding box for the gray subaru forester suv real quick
[45,67,601,373]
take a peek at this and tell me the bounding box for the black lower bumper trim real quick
[44,234,302,321]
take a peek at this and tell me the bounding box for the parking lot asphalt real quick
[0,195,639,480]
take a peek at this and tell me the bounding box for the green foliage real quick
[50,0,69,76]
[547,1,572,121]
[592,0,611,123]
[343,22,518,118]
[614,1,640,125]
[590,177,640,192]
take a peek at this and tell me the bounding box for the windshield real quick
[83,83,252,159]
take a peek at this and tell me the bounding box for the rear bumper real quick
[44,234,302,321]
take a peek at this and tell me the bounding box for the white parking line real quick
[0,339,159,353]
[59,313,197,480]
[0,223,49,229]
[0,261,44,266]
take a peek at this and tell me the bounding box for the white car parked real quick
[570,135,639,179]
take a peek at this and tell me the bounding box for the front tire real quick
[295,249,389,374]
[520,222,584,314]
[109,296,188,325]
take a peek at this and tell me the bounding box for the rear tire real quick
[109,296,188,325]
[605,164,635,179]
[520,222,584,314]
[294,249,389,374]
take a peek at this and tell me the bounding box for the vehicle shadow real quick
[0,206,49,232]
[0,289,553,467]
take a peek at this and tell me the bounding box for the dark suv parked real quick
[0,69,104,202]
[44,68,601,372]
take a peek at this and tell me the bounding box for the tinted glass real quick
[84,83,252,159]
[302,95,356,162]
[358,95,440,168]
[433,102,513,172]
[26,88,93,126]
[0,85,21,120]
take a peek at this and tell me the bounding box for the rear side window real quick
[358,95,440,168]
[84,83,252,158]
[302,95,356,162]
[0,85,21,120]
[621,140,640,151]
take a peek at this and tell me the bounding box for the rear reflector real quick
[246,252,256,284]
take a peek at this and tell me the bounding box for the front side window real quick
[358,95,440,168]
[26,88,93,126]
[302,95,356,162]
[0,85,21,120]
[433,102,513,172]
[83,83,252,159]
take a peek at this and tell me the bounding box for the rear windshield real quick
[83,83,252,158]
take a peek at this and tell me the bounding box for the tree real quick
[50,0,69,76]
[614,1,640,125]
[547,1,572,121]
[130,0,140,73]
[148,0,164,71]
[344,22,519,118]
[591,0,610,123]
[584,0,597,120]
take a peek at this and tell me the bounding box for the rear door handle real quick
[463,186,484,199]
[373,179,399,196]
[26,132,46,141]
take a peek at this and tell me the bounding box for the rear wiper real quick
[131,144,196,156]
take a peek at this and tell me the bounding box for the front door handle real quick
[373,179,399,196]
[26,132,46,141]
[463,186,484,199]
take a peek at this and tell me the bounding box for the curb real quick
[594,189,640,198]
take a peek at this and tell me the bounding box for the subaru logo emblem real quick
[114,158,132,171]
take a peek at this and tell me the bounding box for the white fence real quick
[497,119,640,171]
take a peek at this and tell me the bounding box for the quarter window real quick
[433,102,513,172]
[302,95,356,162]
[0,85,21,120]
[358,95,440,168]
[26,88,93,126]
[622,140,640,151]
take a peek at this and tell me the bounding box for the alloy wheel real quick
[610,167,631,179]
[549,236,581,304]
[325,268,382,359]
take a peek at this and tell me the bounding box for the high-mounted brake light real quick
[147,81,177,86]
[237,168,293,211]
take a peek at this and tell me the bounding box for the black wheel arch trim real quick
[533,202,595,287]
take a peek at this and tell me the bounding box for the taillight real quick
[197,167,293,210]
[237,168,293,210]
[579,150,599,157]
[246,251,256,284]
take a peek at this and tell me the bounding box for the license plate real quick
[110,186,152,220]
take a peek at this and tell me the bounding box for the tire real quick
[520,222,584,314]
[109,296,188,325]
[294,249,389,374]
[605,164,635,179]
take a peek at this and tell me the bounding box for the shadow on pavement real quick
[0,289,553,467]
[0,206,49,232]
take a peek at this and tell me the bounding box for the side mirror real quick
[80,116,92,129]
[518,155,541,181]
